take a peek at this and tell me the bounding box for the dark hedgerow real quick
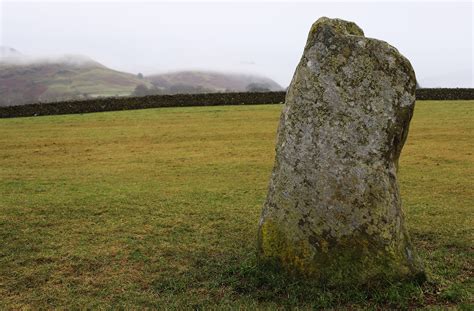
[0,89,473,118]
[416,88,474,100]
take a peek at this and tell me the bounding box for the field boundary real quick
[1,88,473,118]
[415,88,474,100]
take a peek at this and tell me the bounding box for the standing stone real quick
[257,17,424,285]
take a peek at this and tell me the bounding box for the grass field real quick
[0,101,472,309]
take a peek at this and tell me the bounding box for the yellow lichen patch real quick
[259,220,318,275]
[260,220,287,258]
[259,217,424,285]
[342,46,351,58]
[320,239,329,253]
[282,239,318,276]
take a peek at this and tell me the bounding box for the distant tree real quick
[133,84,150,96]
[137,73,144,79]
[133,84,163,96]
[167,84,214,94]
[246,82,271,92]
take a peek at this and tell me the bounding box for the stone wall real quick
[0,89,472,118]
[416,88,474,100]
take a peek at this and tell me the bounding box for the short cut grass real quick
[0,100,472,309]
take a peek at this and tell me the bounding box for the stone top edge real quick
[310,17,365,38]
[306,17,408,67]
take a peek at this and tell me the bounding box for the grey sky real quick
[1,1,472,87]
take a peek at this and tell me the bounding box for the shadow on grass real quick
[151,251,447,309]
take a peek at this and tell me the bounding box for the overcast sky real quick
[1,0,472,87]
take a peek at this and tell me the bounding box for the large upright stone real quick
[257,17,424,285]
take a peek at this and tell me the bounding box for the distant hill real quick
[146,71,283,94]
[0,50,150,106]
[0,47,283,106]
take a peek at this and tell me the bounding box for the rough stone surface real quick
[257,17,425,285]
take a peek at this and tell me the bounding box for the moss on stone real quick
[259,220,424,286]
[309,17,364,38]
[257,17,425,286]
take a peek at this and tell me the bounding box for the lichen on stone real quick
[257,17,425,286]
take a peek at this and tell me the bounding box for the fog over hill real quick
[0,47,104,68]
[0,47,283,106]
[0,47,152,106]
[146,71,283,95]
[0,46,23,59]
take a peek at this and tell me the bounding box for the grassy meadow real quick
[0,101,473,309]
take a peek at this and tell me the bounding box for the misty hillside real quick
[0,48,283,106]
[0,50,150,106]
[146,71,283,94]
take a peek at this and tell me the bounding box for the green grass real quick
[44,67,146,97]
[0,101,472,309]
